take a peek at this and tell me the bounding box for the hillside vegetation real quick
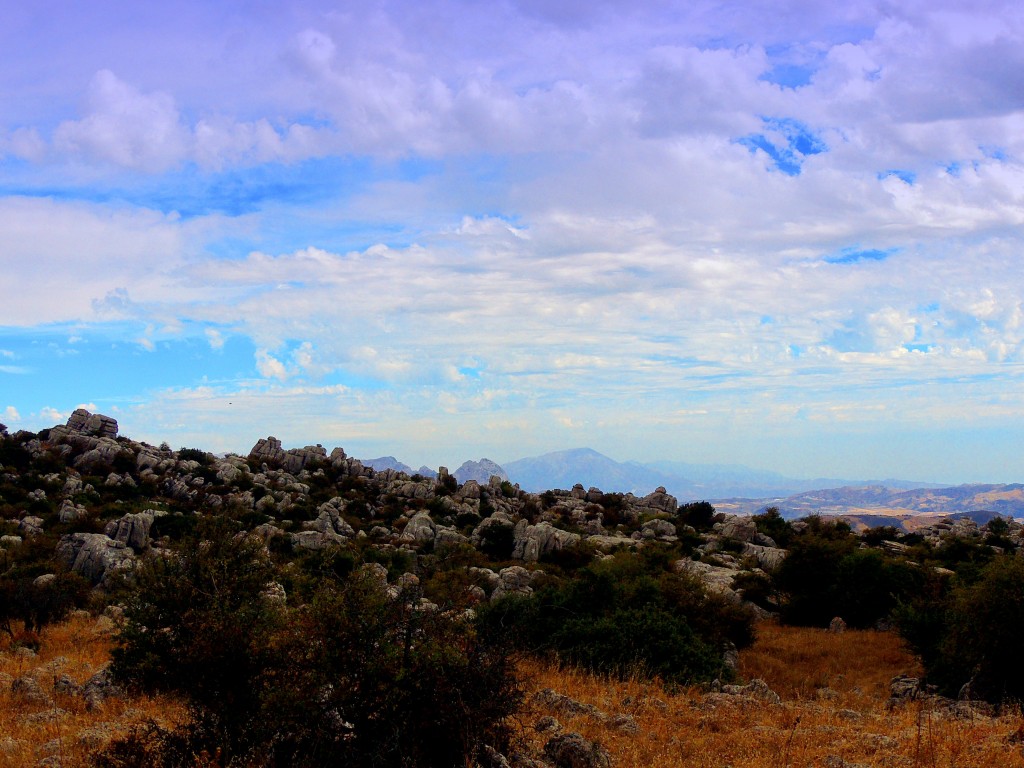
[1,411,1023,766]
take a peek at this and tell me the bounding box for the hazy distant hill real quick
[501,448,943,501]
[503,448,671,495]
[717,484,1024,521]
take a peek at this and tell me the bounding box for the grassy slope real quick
[2,618,1023,767]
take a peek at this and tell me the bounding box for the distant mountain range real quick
[359,447,1023,520]
[501,448,941,501]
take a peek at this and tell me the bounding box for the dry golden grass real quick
[3,617,1022,767]
[519,622,1024,767]
[0,614,185,768]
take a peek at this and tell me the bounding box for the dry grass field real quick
[2,616,1022,767]
[0,614,185,768]
[520,622,1024,768]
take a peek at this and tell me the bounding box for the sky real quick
[3,0,1024,485]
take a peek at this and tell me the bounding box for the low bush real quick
[480,552,754,683]
[897,554,1024,703]
[106,521,521,767]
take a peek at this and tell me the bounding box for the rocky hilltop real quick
[2,410,1020,612]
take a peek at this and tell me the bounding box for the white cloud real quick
[255,349,289,381]
[38,407,64,423]
[3,406,20,423]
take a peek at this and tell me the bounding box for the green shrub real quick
[106,523,521,767]
[898,555,1024,703]
[678,501,716,531]
[480,553,754,684]
[751,506,793,547]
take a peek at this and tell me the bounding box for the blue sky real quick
[3,0,1024,484]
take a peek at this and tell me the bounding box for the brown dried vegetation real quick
[520,622,1024,768]
[0,614,184,768]
[3,618,1023,767]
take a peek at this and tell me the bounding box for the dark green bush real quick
[480,553,753,683]
[106,522,521,767]
[678,501,716,531]
[751,506,793,547]
[898,555,1024,703]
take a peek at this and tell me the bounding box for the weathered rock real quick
[720,678,782,705]
[642,486,678,514]
[471,511,516,546]
[714,515,758,543]
[674,559,739,601]
[0,535,22,547]
[491,566,537,601]
[641,518,677,540]
[289,530,348,551]
[543,732,612,768]
[399,512,438,545]
[18,516,45,537]
[73,438,130,473]
[742,543,787,571]
[56,533,137,585]
[104,511,158,551]
[58,498,87,524]
[534,689,602,717]
[82,666,122,711]
[65,409,118,438]
[248,436,327,475]
[828,616,847,634]
[513,521,581,562]
[11,675,49,706]
[308,499,356,538]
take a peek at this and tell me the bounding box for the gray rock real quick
[289,530,348,551]
[58,498,87,524]
[742,543,787,571]
[104,511,158,551]
[248,436,327,475]
[642,486,678,514]
[82,666,122,711]
[56,533,137,584]
[714,515,758,543]
[18,516,45,536]
[828,616,847,634]
[399,512,437,545]
[65,409,118,438]
[641,518,677,540]
[512,521,580,562]
[543,732,612,768]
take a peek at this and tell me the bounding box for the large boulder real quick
[742,543,787,571]
[57,533,137,585]
[714,515,758,543]
[65,409,118,439]
[104,511,160,551]
[642,486,678,514]
[543,732,612,768]
[512,521,581,562]
[307,499,356,537]
[398,512,437,545]
[248,437,327,475]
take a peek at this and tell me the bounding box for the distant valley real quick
[361,447,1024,524]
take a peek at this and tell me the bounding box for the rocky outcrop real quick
[399,512,437,545]
[512,520,580,562]
[248,437,327,475]
[65,409,118,439]
[57,533,137,585]
[542,732,612,768]
[104,511,161,551]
